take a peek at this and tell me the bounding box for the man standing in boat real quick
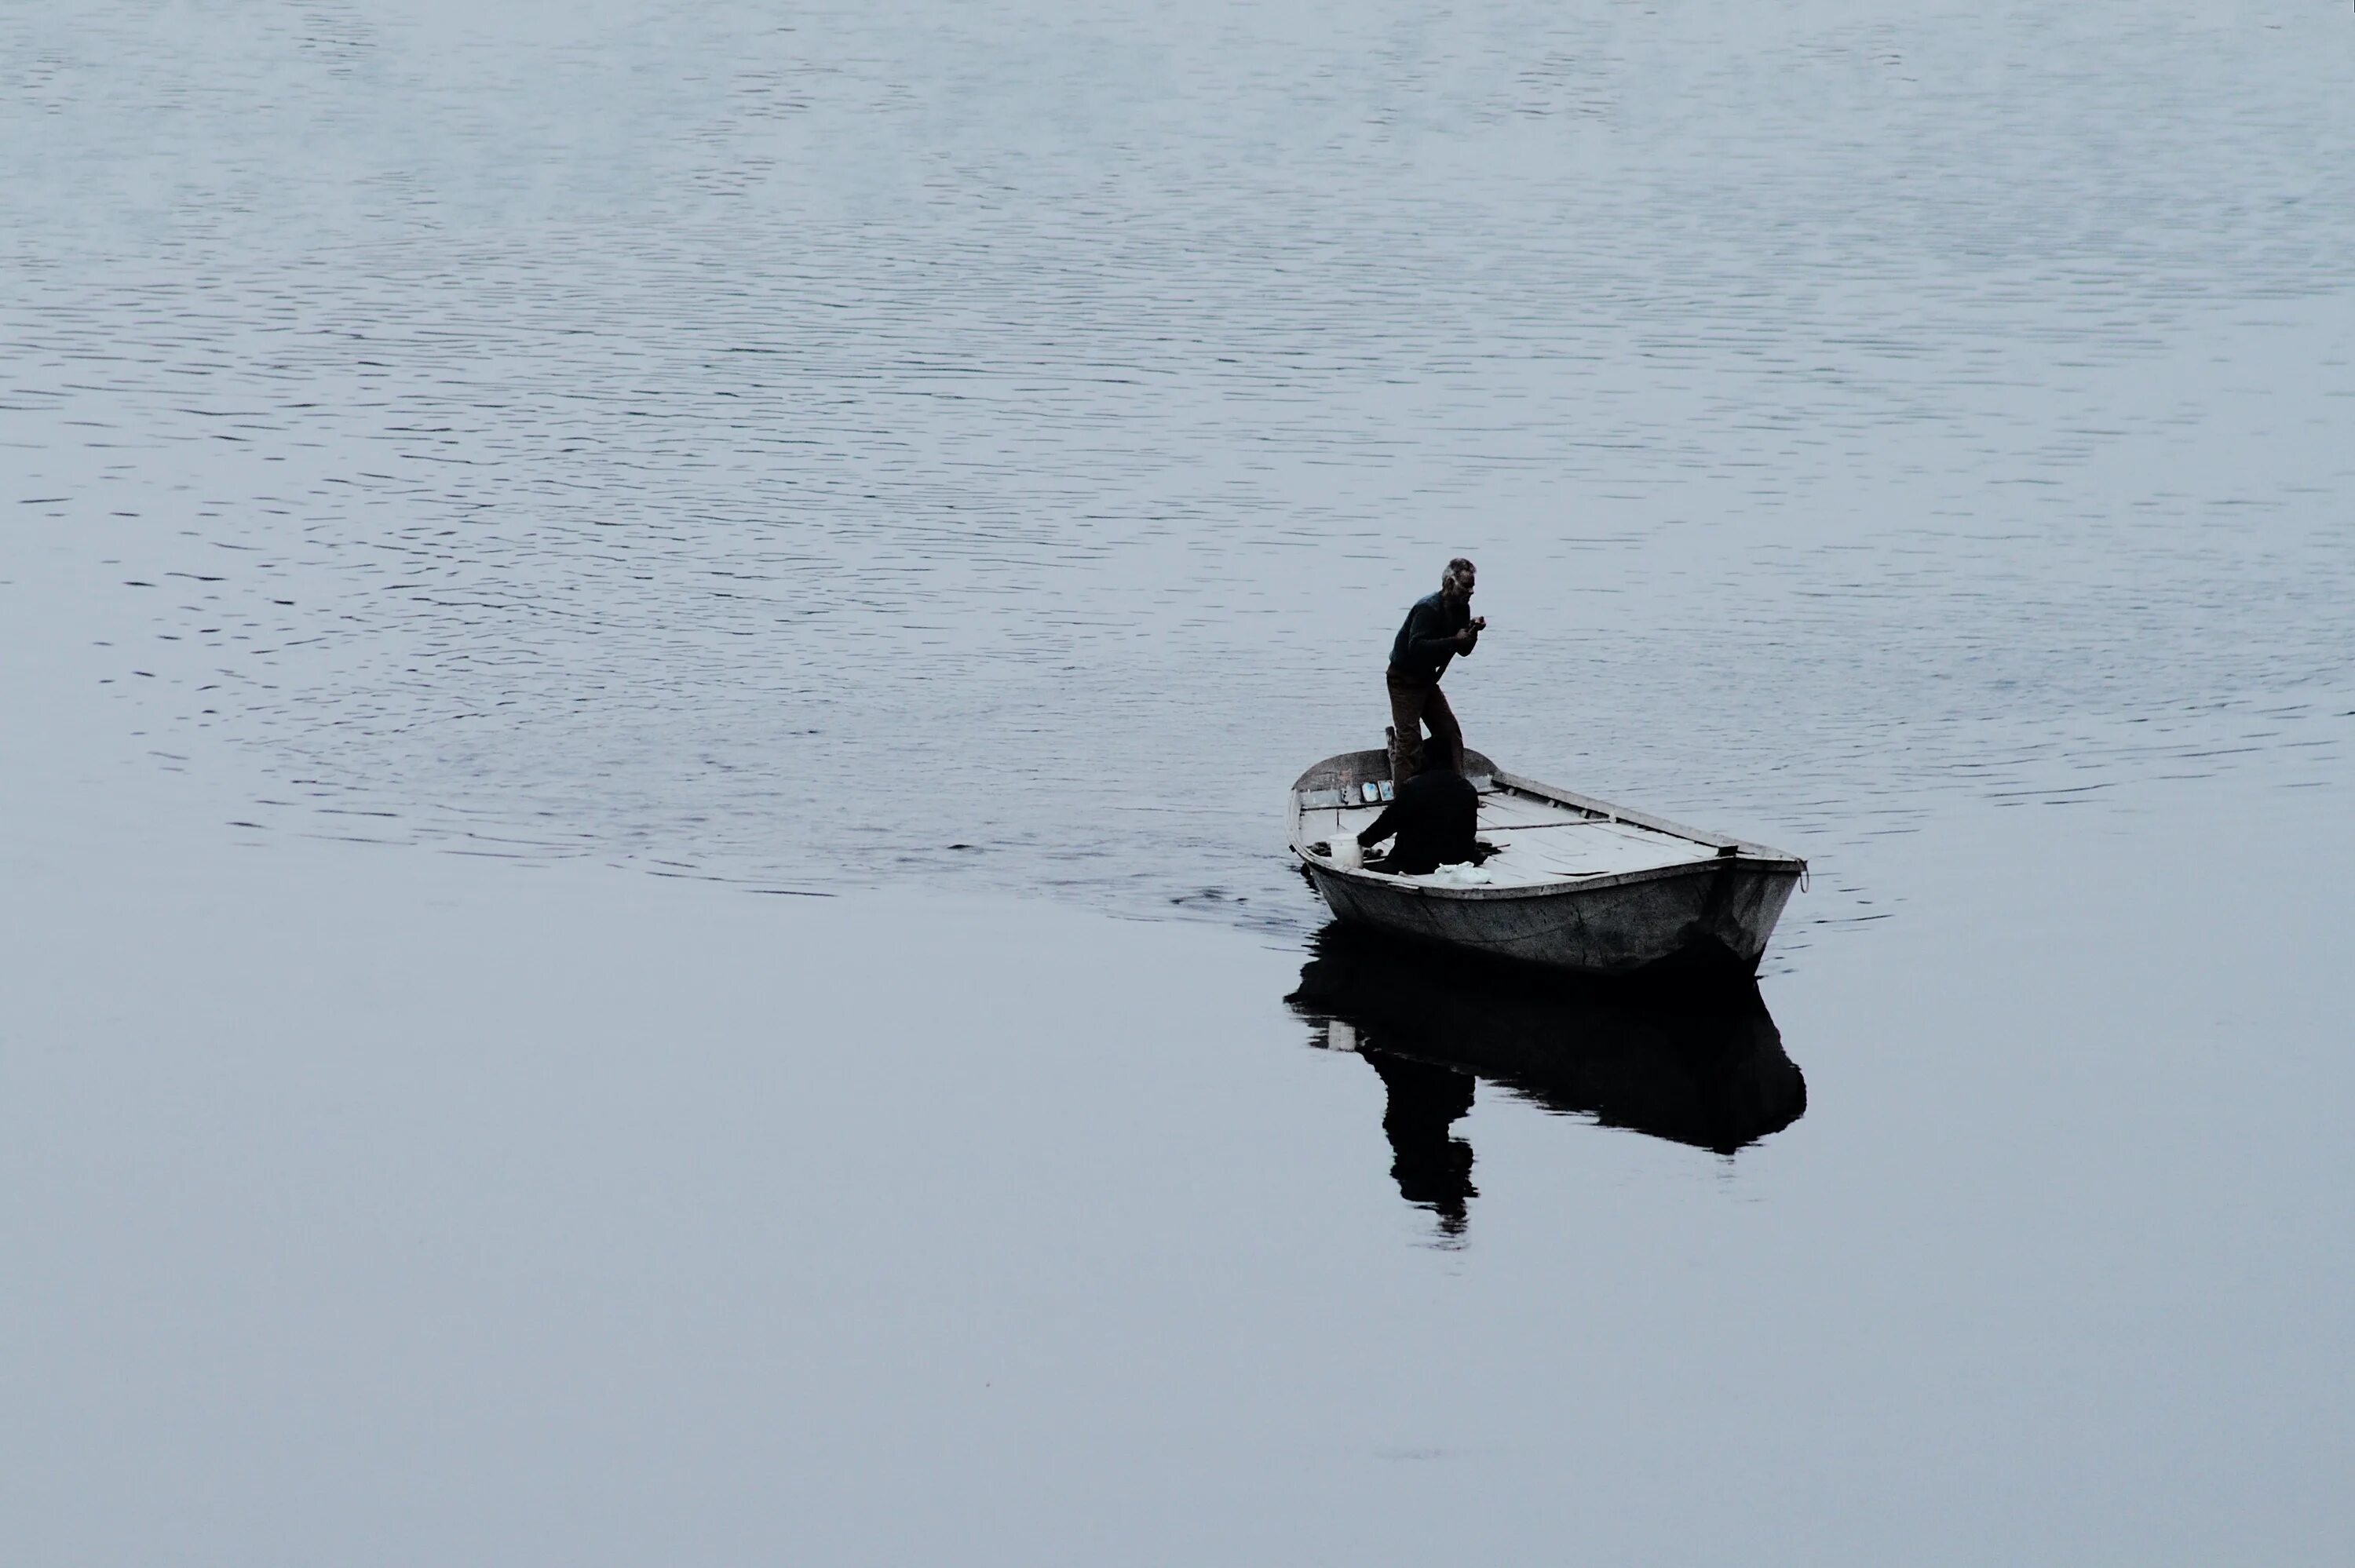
[1386,556,1485,787]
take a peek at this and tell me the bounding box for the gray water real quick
[6,2,2354,1560]
[9,1,2352,951]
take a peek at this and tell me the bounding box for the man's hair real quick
[1442,556,1476,591]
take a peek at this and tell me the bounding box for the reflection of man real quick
[1365,1050,1477,1238]
[1356,743,1477,875]
[1386,556,1486,787]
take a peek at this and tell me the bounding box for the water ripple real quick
[7,1,2351,954]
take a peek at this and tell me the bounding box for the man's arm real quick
[1356,800,1402,850]
[1405,601,1462,663]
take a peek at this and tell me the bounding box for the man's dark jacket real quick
[1387,591,1476,684]
[1356,771,1478,875]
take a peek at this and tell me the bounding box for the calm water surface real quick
[5,2,2353,1559]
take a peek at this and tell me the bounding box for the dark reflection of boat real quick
[1286,923,1806,1235]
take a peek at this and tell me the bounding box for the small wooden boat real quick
[1289,749,1806,979]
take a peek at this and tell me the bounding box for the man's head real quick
[1440,556,1477,603]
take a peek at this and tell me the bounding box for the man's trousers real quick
[1386,673,1462,786]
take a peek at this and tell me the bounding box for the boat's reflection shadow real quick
[1286,924,1806,1238]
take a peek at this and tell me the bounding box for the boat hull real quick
[1290,749,1805,979]
[1303,853,1800,979]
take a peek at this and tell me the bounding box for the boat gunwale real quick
[1300,850,1802,903]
